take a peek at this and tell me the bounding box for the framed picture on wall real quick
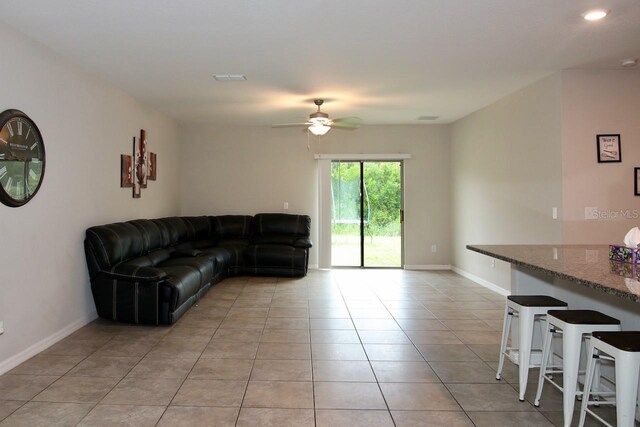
[635,168,640,196]
[132,137,141,198]
[597,134,621,163]
[149,152,157,180]
[120,154,133,187]
[137,129,148,188]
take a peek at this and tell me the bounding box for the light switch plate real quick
[283,202,289,210]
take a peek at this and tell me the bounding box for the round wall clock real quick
[0,109,46,207]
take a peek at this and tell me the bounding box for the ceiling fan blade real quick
[332,117,363,129]
[271,123,310,128]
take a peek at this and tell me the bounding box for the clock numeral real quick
[0,153,4,159]
[6,176,13,190]
[7,123,14,138]
[15,180,22,196]
[17,121,23,136]
[26,128,31,141]
[30,142,38,151]
[0,137,8,145]
[0,166,7,180]
[29,168,38,181]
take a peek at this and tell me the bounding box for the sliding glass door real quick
[331,160,403,267]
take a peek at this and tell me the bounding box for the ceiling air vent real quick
[213,74,247,81]
[417,115,439,121]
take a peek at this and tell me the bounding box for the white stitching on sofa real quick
[87,229,109,266]
[112,279,117,320]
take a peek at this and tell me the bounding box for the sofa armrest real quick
[103,265,168,283]
[172,248,202,257]
[293,238,313,249]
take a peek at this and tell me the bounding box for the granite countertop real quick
[467,244,640,303]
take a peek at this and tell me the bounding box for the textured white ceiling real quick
[1,0,639,125]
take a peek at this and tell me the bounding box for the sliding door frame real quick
[329,159,405,269]
[315,154,411,270]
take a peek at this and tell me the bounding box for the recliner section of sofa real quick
[84,213,312,325]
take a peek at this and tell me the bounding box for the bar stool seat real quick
[535,310,622,427]
[507,295,569,307]
[579,331,640,427]
[548,310,620,325]
[496,295,568,401]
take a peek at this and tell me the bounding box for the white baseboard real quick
[0,312,98,376]
[404,264,451,270]
[451,266,510,297]
[308,264,319,269]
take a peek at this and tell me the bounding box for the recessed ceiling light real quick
[582,8,610,21]
[213,74,247,81]
[621,58,638,68]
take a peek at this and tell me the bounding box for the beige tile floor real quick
[0,269,618,426]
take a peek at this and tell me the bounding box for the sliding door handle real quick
[400,209,404,223]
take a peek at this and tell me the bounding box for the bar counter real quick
[467,244,640,303]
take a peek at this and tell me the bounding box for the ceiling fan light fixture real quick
[582,8,610,21]
[309,116,332,126]
[309,124,331,136]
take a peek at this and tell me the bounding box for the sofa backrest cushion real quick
[85,222,144,271]
[128,219,164,252]
[152,217,189,246]
[253,213,311,238]
[211,215,252,240]
[182,216,213,241]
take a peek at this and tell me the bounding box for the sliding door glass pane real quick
[363,162,402,267]
[331,161,361,266]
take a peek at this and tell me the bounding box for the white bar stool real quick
[496,295,568,401]
[534,310,622,427]
[579,331,640,427]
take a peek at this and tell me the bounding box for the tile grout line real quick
[232,279,273,427]
[154,278,240,426]
[335,275,398,427]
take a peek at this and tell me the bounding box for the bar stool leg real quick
[518,308,535,401]
[578,342,597,427]
[561,327,582,427]
[534,319,553,406]
[496,304,512,380]
[615,351,640,427]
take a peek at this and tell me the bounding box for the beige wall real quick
[0,26,180,372]
[450,74,564,291]
[178,124,451,268]
[562,69,640,243]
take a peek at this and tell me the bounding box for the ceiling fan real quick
[272,99,362,136]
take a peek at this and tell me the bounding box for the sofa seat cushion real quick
[201,243,246,272]
[158,265,204,308]
[245,244,307,274]
[199,247,231,269]
[158,256,214,288]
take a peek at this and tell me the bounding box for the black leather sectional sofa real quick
[84,213,312,325]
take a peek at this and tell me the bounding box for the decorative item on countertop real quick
[609,227,640,263]
[609,260,640,279]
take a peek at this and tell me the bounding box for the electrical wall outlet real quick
[491,259,496,268]
[283,202,289,210]
[431,245,437,252]
[552,207,558,220]
[0,320,4,335]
